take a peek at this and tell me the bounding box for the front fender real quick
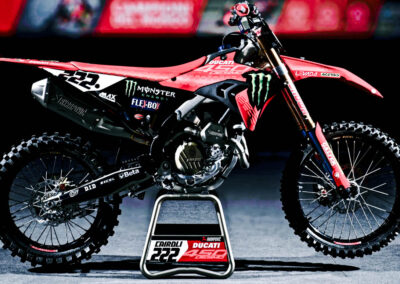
[281,55,382,98]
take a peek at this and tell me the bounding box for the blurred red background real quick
[0,0,397,38]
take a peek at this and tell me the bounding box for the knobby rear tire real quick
[0,133,122,266]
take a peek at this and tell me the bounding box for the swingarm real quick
[43,165,151,207]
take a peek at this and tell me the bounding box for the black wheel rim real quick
[8,152,100,250]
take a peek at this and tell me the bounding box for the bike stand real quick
[140,193,235,279]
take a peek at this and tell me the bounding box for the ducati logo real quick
[245,71,272,109]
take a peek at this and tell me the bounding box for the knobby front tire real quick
[281,122,400,258]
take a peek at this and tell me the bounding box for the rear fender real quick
[0,57,78,71]
[281,56,382,98]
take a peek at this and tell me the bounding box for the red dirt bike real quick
[0,1,398,266]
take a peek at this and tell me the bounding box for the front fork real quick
[261,44,351,190]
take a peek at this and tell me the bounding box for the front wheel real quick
[281,122,400,258]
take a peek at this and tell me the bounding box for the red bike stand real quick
[140,193,235,279]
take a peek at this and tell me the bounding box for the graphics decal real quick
[235,71,275,131]
[320,72,341,78]
[125,80,176,101]
[131,98,160,111]
[196,61,253,75]
[99,92,117,103]
[125,80,137,97]
[147,239,228,263]
[247,71,272,109]
[44,68,125,92]
[57,97,87,117]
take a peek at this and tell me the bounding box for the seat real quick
[70,56,207,82]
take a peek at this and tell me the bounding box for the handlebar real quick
[228,1,283,53]
[228,2,255,27]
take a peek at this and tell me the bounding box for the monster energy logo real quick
[125,80,138,97]
[248,72,272,109]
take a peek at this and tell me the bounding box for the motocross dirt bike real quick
[0,1,399,267]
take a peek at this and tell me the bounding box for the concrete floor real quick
[1,153,400,283]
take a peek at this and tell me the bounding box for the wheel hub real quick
[29,178,77,225]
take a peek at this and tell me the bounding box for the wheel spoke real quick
[69,220,88,233]
[66,222,76,241]
[52,226,61,246]
[358,194,380,226]
[78,173,90,185]
[359,183,388,196]
[36,224,49,243]
[331,207,340,238]
[345,140,355,179]
[352,204,367,237]
[311,199,342,224]
[305,163,335,189]
[29,221,38,239]
[347,201,358,239]
[357,200,373,232]
[363,202,388,213]
[52,156,57,176]
[11,204,30,215]
[14,214,32,222]
[356,167,382,184]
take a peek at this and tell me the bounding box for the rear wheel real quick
[281,122,400,258]
[0,133,121,266]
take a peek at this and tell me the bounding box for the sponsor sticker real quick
[320,72,340,78]
[295,71,318,78]
[131,98,160,111]
[69,188,79,198]
[147,239,228,263]
[84,183,97,192]
[208,60,234,65]
[246,71,272,109]
[118,168,140,179]
[99,92,117,103]
[125,80,175,100]
[57,97,87,117]
[100,177,115,185]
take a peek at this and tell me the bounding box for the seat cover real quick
[70,56,207,82]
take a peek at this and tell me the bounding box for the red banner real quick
[0,0,26,35]
[96,0,208,35]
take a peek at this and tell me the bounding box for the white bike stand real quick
[140,193,235,279]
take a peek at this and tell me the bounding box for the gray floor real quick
[1,153,400,283]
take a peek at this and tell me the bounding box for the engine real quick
[156,120,248,192]
[175,141,205,175]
